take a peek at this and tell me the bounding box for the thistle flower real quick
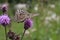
[24,18,33,30]
[7,30,20,40]
[7,30,15,39]
[1,4,8,13]
[14,35,20,40]
[0,14,10,26]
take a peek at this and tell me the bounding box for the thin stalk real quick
[5,27,8,40]
[21,29,26,40]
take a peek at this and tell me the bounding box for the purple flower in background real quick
[1,4,8,13]
[7,30,20,40]
[24,18,33,30]
[2,7,7,13]
[0,14,10,26]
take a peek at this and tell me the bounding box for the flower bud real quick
[24,18,33,30]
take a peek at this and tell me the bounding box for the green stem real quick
[5,27,8,40]
[21,29,26,40]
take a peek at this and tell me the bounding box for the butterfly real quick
[13,9,39,23]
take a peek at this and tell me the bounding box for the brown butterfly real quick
[14,9,39,23]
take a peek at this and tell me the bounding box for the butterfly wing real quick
[29,13,39,18]
[13,9,28,23]
[13,9,39,23]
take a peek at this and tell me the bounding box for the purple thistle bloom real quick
[24,18,33,30]
[0,14,10,26]
[2,7,7,13]
[1,4,8,13]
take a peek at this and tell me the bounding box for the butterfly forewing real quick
[29,13,39,18]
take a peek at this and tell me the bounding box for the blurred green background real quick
[0,0,60,40]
